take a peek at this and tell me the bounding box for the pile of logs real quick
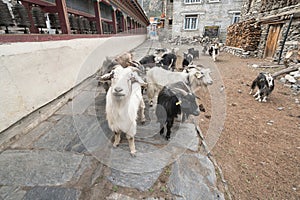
[226,18,261,51]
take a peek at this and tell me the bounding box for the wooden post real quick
[22,2,39,33]
[55,0,71,34]
[111,7,117,34]
[94,0,103,34]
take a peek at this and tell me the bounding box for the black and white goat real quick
[182,52,193,68]
[156,81,200,140]
[208,44,219,62]
[249,72,274,102]
[158,53,177,71]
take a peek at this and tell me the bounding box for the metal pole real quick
[278,14,293,64]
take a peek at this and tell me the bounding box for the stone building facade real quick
[162,0,245,42]
[226,0,300,62]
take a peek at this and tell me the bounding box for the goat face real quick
[107,66,144,100]
[265,73,274,88]
[189,68,213,90]
[250,72,274,102]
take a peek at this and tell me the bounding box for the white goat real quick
[102,65,146,156]
[146,66,213,106]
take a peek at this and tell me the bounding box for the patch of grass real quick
[112,185,118,192]
[160,185,167,193]
[148,188,154,193]
[165,166,171,176]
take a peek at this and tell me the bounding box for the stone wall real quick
[228,0,300,61]
[171,0,244,42]
[0,35,146,132]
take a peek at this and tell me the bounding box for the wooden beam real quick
[55,0,71,34]
[22,2,39,33]
[94,0,103,34]
[111,7,117,34]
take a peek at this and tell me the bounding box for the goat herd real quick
[97,47,274,156]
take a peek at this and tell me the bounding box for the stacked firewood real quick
[226,18,262,51]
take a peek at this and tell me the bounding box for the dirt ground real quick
[83,46,299,200]
[199,53,300,200]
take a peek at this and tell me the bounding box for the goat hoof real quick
[130,151,136,157]
[113,143,119,148]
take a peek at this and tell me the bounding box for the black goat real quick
[156,82,200,140]
[188,48,199,59]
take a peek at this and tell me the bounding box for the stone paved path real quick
[0,39,224,200]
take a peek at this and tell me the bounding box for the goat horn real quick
[170,88,188,96]
[129,60,141,67]
[100,71,114,81]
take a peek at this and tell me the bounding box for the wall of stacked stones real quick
[257,19,300,61]
[241,0,299,21]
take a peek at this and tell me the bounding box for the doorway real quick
[264,24,282,58]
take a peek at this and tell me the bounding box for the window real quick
[184,0,202,4]
[204,26,219,37]
[184,15,198,30]
[232,12,240,24]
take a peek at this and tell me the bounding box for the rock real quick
[0,150,83,186]
[267,120,274,125]
[238,89,242,93]
[252,64,259,68]
[107,167,162,191]
[279,77,287,83]
[23,187,81,200]
[168,153,224,200]
[106,193,137,200]
[0,186,26,200]
[285,74,297,83]
[295,99,299,104]
[294,72,300,78]
[277,107,284,111]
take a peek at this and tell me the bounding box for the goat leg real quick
[113,132,121,147]
[159,123,165,135]
[139,99,146,124]
[166,118,174,140]
[126,135,136,157]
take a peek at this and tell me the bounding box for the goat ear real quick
[131,72,147,86]
[195,71,203,79]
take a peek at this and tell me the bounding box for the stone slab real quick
[23,186,81,200]
[0,186,26,200]
[33,115,78,151]
[168,153,224,200]
[0,150,83,186]
[11,121,54,148]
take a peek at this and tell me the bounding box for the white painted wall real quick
[0,35,146,132]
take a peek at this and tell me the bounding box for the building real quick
[162,0,245,42]
[0,0,149,39]
[225,0,300,62]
